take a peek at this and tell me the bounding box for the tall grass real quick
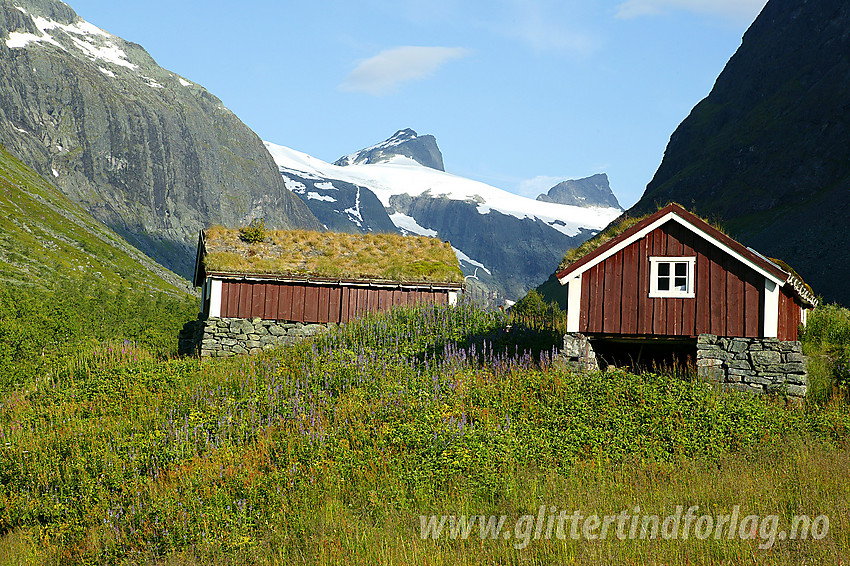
[800,303,850,403]
[0,280,198,390]
[1,300,848,564]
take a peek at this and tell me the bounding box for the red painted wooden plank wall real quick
[578,220,766,338]
[218,281,452,323]
[778,286,803,341]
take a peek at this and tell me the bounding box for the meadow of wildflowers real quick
[1,299,849,564]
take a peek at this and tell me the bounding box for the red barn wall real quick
[219,281,449,323]
[578,220,765,338]
[778,286,804,341]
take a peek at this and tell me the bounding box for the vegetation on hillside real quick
[0,143,187,294]
[1,297,848,564]
[0,280,198,390]
[203,226,463,283]
[800,303,850,402]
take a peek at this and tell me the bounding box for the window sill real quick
[648,292,696,299]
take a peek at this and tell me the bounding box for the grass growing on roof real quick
[557,202,730,273]
[557,213,647,272]
[203,227,464,283]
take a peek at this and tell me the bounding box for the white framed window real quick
[649,256,696,298]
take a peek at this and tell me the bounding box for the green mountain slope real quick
[0,141,188,294]
[629,0,850,305]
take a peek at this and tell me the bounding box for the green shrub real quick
[799,302,850,402]
[0,279,198,390]
[511,289,561,319]
[239,218,266,243]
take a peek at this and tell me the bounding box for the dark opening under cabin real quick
[185,227,464,357]
[555,203,816,397]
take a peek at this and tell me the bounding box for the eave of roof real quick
[204,271,464,290]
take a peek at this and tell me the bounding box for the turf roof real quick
[555,202,814,303]
[202,227,463,284]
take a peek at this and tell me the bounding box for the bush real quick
[799,302,850,402]
[511,290,557,318]
[239,218,266,243]
[0,279,198,390]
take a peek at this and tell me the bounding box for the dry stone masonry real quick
[559,333,600,372]
[696,334,807,399]
[180,318,332,357]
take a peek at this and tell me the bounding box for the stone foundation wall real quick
[180,317,332,358]
[559,333,600,372]
[696,334,807,399]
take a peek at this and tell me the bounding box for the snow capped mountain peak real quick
[4,1,197,91]
[333,128,445,171]
[265,139,619,239]
[263,138,622,302]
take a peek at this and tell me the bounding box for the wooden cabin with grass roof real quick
[556,203,816,341]
[192,226,464,324]
[554,203,816,397]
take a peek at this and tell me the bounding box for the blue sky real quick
[69,0,768,208]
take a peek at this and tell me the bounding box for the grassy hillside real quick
[0,143,188,294]
[1,301,848,565]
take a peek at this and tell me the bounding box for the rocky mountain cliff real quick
[537,173,621,209]
[0,0,319,280]
[0,141,188,294]
[629,0,850,305]
[334,128,444,171]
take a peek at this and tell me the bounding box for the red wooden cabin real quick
[193,229,463,324]
[556,203,816,341]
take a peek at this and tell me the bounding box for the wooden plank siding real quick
[578,219,765,338]
[216,281,454,324]
[778,286,803,341]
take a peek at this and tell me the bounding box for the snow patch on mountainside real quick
[264,141,620,238]
[6,7,138,69]
[343,187,363,227]
[306,192,336,202]
[453,247,492,275]
[390,213,438,237]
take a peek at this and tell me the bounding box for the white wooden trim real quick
[764,278,779,338]
[204,273,461,291]
[209,279,223,318]
[648,256,696,298]
[566,273,582,332]
[558,211,786,287]
[801,307,808,327]
[448,291,458,306]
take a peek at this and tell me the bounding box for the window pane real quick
[658,277,670,291]
[658,263,670,276]
[675,262,687,277]
[674,277,687,290]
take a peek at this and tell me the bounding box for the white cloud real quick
[494,0,600,55]
[615,0,769,22]
[518,175,567,198]
[512,3,599,54]
[340,46,470,95]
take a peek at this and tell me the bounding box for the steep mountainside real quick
[334,128,444,171]
[537,173,621,209]
[0,141,187,294]
[629,0,850,305]
[265,136,621,302]
[0,0,319,280]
